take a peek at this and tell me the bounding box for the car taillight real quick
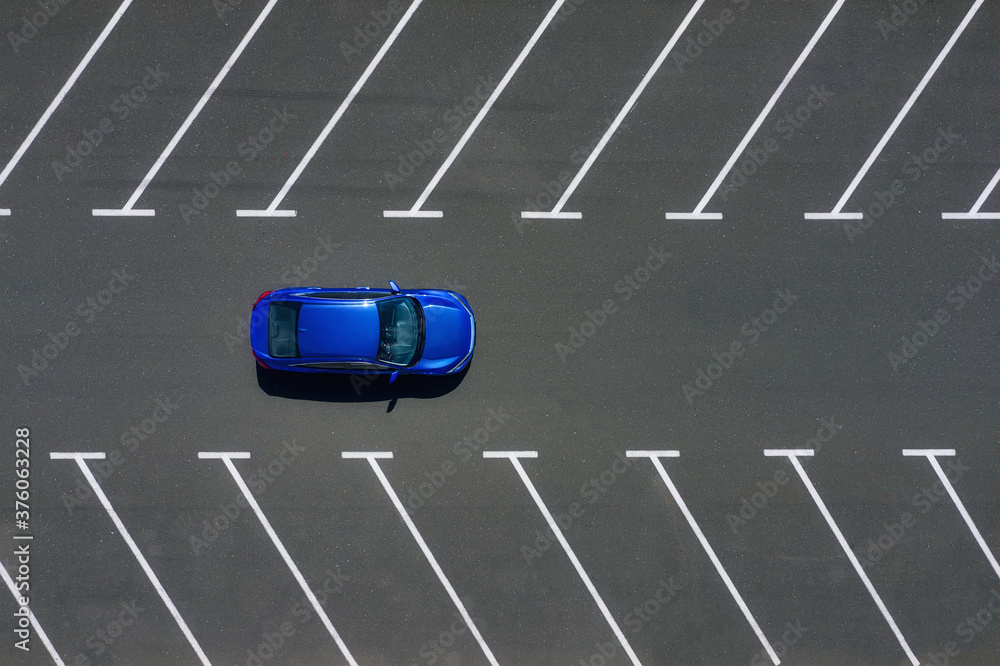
[254,290,273,308]
[252,351,271,369]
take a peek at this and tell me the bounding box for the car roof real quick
[295,300,380,360]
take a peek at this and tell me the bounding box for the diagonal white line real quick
[911,453,1000,581]
[215,455,358,665]
[0,561,66,665]
[498,454,642,665]
[117,0,282,211]
[357,455,500,666]
[968,163,1000,215]
[637,453,779,664]
[548,0,710,215]
[690,0,846,215]
[257,0,426,213]
[57,455,212,665]
[0,0,138,191]
[782,454,918,665]
[403,0,568,214]
[829,0,985,214]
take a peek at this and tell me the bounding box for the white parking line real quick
[665,0,846,221]
[0,0,137,216]
[93,0,282,217]
[383,0,568,219]
[627,451,780,664]
[943,163,1000,219]
[764,449,918,665]
[50,452,212,665]
[0,561,65,665]
[200,452,359,665]
[238,0,426,218]
[903,449,1000,580]
[485,451,643,666]
[805,0,985,221]
[521,0,710,221]
[343,452,500,666]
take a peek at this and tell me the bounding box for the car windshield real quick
[376,297,423,366]
[268,302,301,358]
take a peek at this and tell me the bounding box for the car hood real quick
[416,294,474,363]
[296,302,379,359]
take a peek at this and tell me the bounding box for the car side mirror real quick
[389,371,399,384]
[389,281,400,294]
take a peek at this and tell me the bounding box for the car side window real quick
[304,291,392,300]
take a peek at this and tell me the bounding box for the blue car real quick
[250,282,474,381]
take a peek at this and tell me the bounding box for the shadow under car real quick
[255,363,470,404]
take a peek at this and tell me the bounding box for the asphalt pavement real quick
[2,1,1000,664]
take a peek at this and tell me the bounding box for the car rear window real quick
[268,302,301,358]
